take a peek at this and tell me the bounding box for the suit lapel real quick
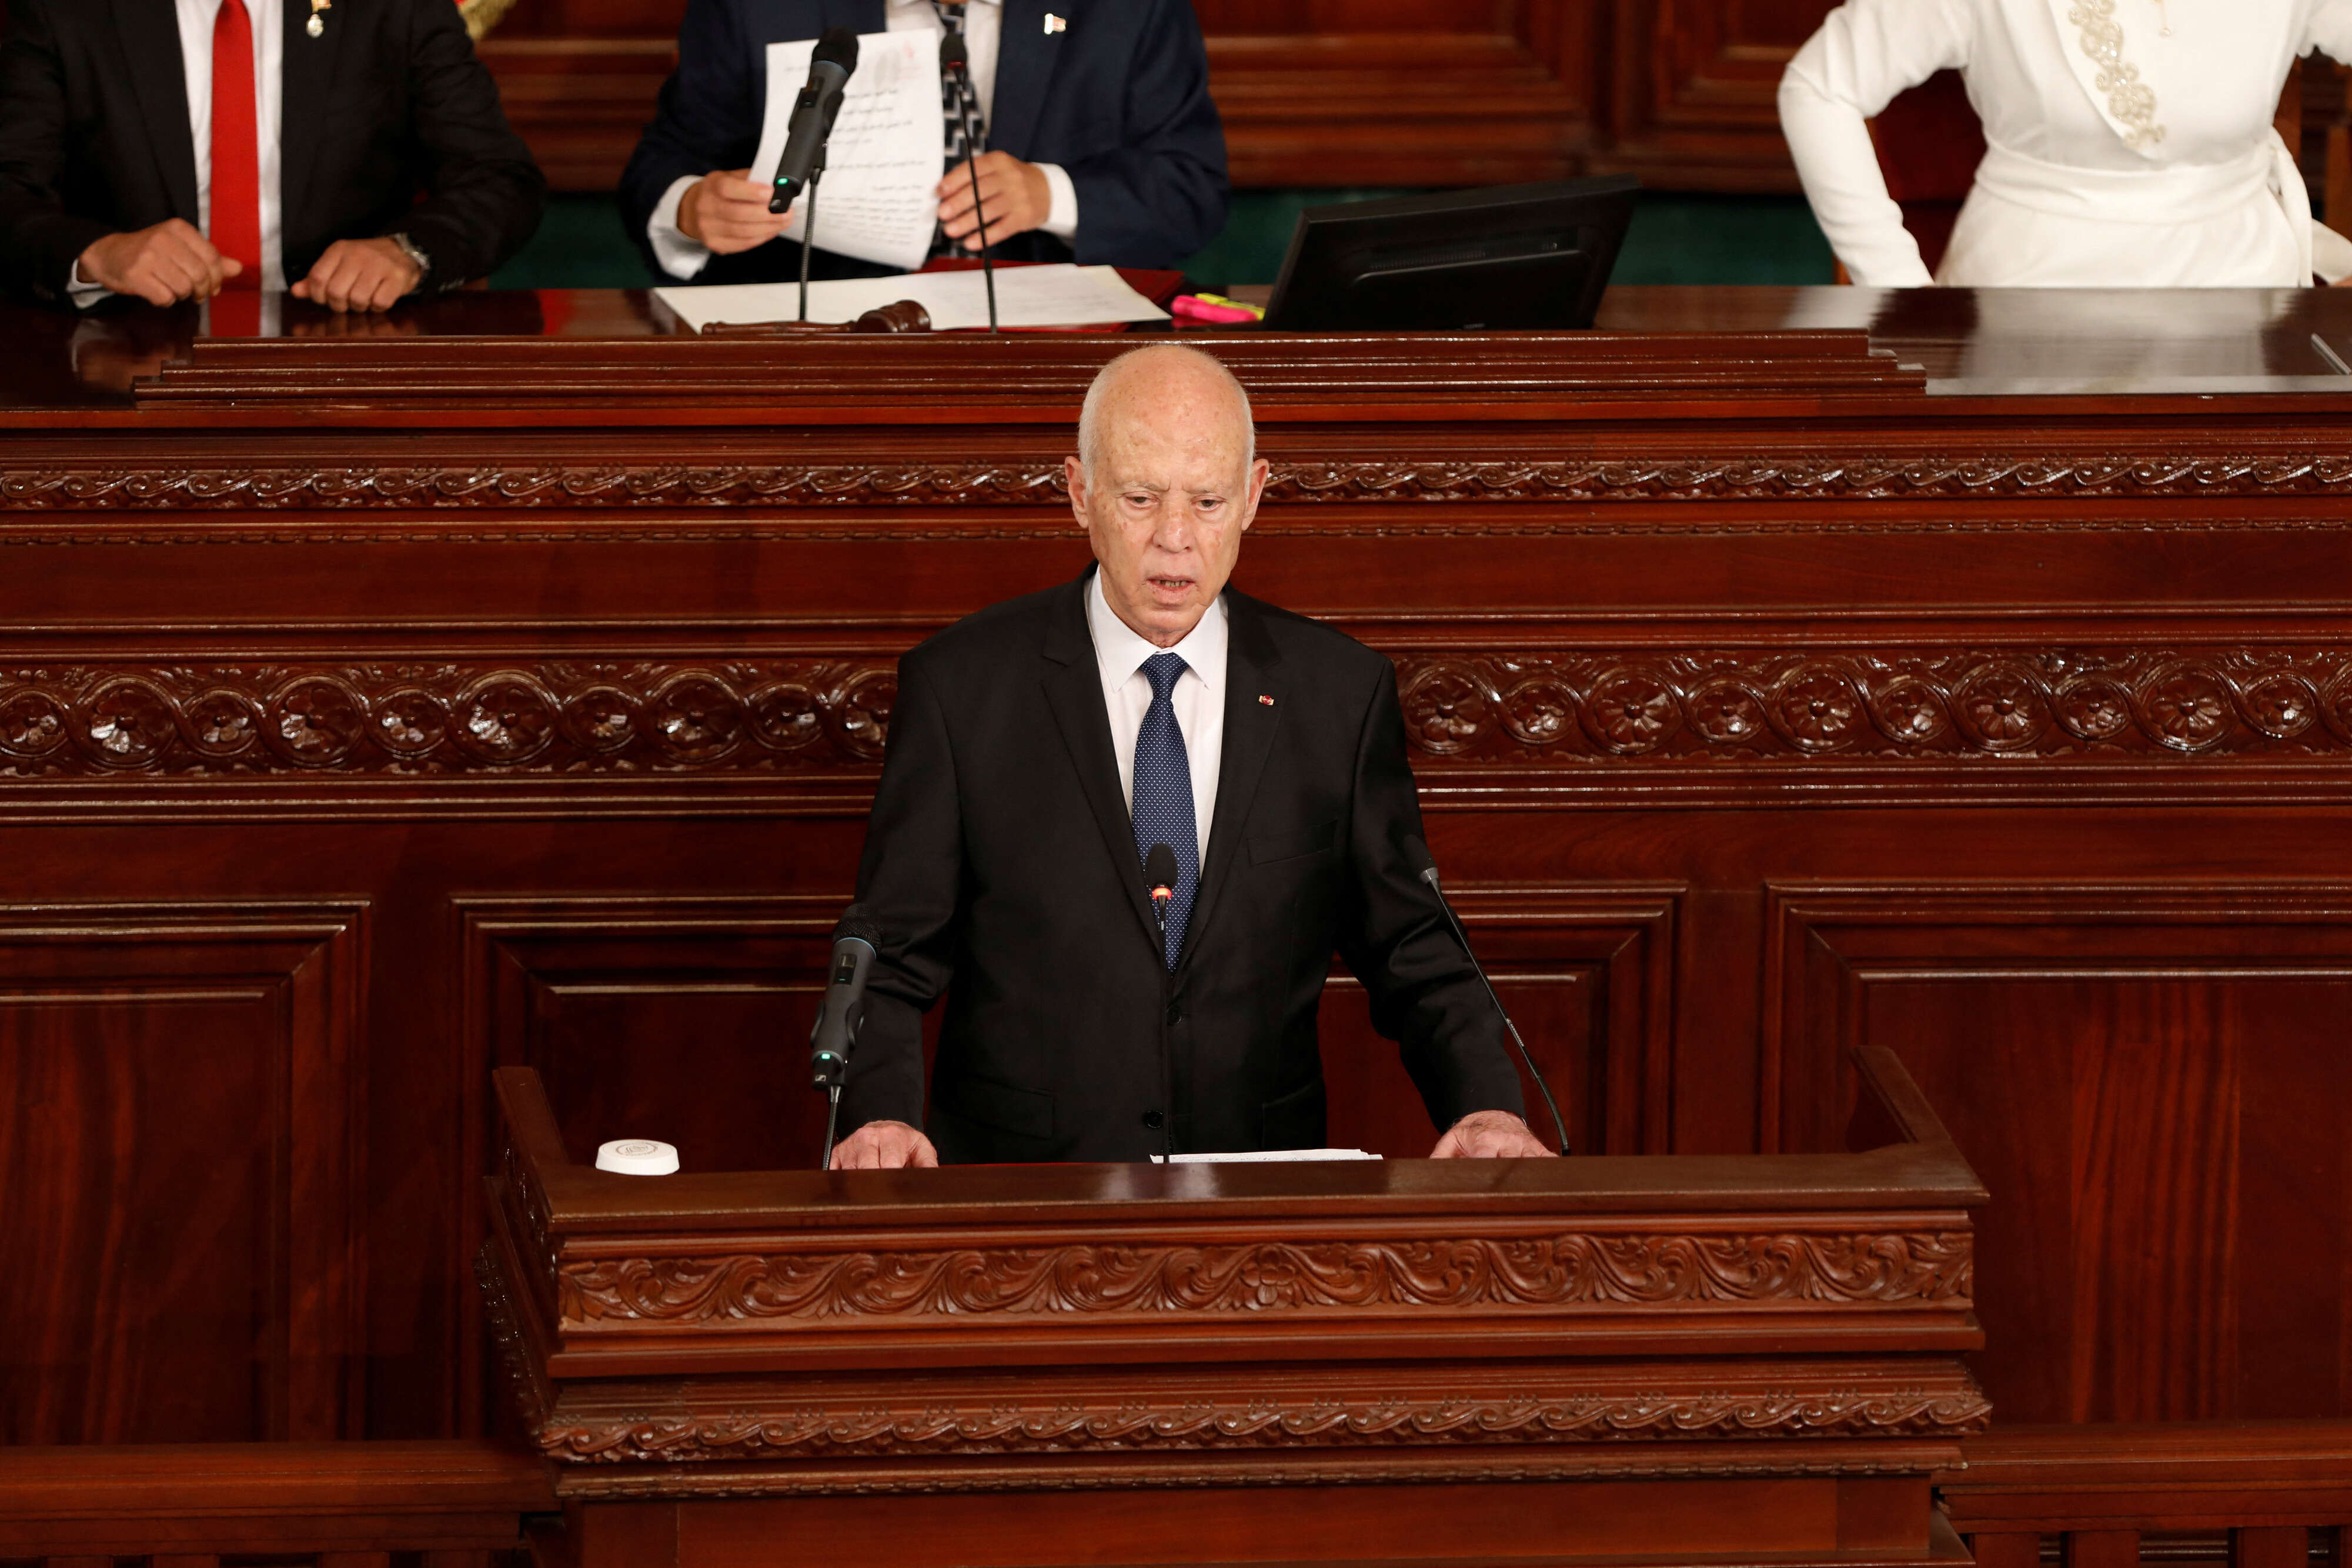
[843,0,888,32]
[279,0,346,242]
[987,0,1059,158]
[1039,573,1164,949]
[116,0,201,224]
[1175,591,1284,975]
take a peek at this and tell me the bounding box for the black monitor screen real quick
[1262,176,1640,332]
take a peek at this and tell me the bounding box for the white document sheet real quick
[751,28,943,273]
[1152,1149,1383,1164]
[655,263,1172,333]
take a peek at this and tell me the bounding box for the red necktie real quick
[210,0,263,289]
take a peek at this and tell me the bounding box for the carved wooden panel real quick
[0,902,365,1443]
[458,896,851,1176]
[1321,885,1680,1156]
[1766,883,2352,1425]
[457,887,1676,1171]
[1598,0,1832,190]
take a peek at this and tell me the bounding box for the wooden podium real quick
[480,1048,1987,1568]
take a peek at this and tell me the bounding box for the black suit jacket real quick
[619,0,1227,285]
[0,0,545,305]
[840,570,1526,1165]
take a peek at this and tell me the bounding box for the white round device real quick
[594,1138,680,1175]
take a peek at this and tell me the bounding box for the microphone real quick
[1144,844,1179,928]
[938,30,998,333]
[1402,835,1572,1156]
[809,912,880,1169]
[770,27,858,214]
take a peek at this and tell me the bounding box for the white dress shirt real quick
[647,0,1080,280]
[1087,569,1225,865]
[74,0,286,302]
[1780,0,2352,286]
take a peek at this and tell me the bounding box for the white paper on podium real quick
[655,263,1172,333]
[1152,1149,1383,1165]
[751,28,942,273]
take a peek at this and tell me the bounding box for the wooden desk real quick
[0,287,2347,1460]
[482,1047,1984,1567]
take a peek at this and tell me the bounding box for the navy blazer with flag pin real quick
[0,0,545,305]
[618,0,1229,284]
[838,565,1527,1165]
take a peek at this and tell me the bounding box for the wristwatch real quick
[386,231,432,289]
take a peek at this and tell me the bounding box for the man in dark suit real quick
[620,0,1227,286]
[832,345,1551,1169]
[0,0,545,310]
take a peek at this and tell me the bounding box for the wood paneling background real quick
[6,312,2352,1452]
[473,0,1815,194]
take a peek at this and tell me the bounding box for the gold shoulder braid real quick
[2064,0,2166,150]
[458,0,519,42]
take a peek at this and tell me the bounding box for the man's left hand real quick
[291,238,424,312]
[1430,1109,1555,1159]
[937,152,1052,251]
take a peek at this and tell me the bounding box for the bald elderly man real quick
[832,344,1551,1169]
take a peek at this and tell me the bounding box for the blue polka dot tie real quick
[1130,651,1198,971]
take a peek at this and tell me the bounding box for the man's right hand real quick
[677,169,800,255]
[830,1119,939,1169]
[77,220,240,305]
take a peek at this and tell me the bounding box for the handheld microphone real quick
[1403,835,1572,1156]
[1143,843,1179,928]
[809,912,881,1169]
[770,28,858,214]
[937,31,998,333]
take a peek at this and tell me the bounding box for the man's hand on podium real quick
[1429,1109,1555,1159]
[831,1119,940,1169]
[936,152,1052,252]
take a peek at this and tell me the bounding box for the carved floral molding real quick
[556,1231,1973,1326]
[0,660,894,777]
[534,1382,1993,1466]
[6,648,2351,781]
[1394,649,2352,761]
[8,455,2352,515]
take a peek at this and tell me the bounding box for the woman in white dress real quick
[1779,0,2352,285]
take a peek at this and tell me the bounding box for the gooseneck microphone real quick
[771,27,858,213]
[938,31,999,334]
[771,26,858,324]
[810,913,881,1168]
[1404,836,1572,1156]
[1144,844,1180,929]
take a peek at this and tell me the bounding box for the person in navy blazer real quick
[619,0,1228,285]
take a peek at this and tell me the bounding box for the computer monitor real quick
[1262,176,1640,332]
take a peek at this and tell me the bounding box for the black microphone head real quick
[939,29,968,70]
[1144,844,1179,901]
[813,25,859,72]
[833,914,884,948]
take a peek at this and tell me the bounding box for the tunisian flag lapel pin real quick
[1259,694,1275,706]
[1043,13,1066,32]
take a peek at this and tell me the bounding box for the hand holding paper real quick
[750,29,942,273]
[679,169,801,256]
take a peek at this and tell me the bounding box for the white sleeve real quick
[2303,0,2352,64]
[2316,220,2352,282]
[1778,0,1975,287]
[648,175,715,282]
[68,257,110,307]
[1034,162,1079,243]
